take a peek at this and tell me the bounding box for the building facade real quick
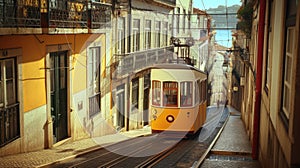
[235,0,300,167]
[0,0,211,156]
[0,0,112,156]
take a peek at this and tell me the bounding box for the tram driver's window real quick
[163,81,178,107]
[152,80,161,106]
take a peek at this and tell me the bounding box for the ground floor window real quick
[0,57,19,147]
[88,47,101,117]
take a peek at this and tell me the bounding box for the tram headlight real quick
[152,109,157,115]
[166,115,175,123]
[152,109,157,120]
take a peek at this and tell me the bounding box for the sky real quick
[194,0,242,10]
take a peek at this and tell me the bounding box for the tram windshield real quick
[163,81,178,107]
[152,80,161,106]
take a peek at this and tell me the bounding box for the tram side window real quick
[163,81,178,107]
[202,80,206,102]
[195,80,201,104]
[180,81,193,107]
[152,80,161,106]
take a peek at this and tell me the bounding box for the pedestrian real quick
[217,100,220,108]
[225,99,228,108]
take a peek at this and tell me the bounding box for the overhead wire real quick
[225,0,230,47]
[199,0,236,47]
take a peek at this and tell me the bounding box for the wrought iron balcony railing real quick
[0,0,41,27]
[0,0,111,29]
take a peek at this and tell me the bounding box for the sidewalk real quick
[0,126,152,168]
[201,106,261,167]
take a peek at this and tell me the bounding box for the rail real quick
[192,109,230,168]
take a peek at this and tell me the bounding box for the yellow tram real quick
[150,64,207,135]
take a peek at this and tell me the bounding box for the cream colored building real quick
[236,0,300,167]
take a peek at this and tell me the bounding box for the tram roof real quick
[150,63,206,74]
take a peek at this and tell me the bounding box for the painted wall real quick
[0,33,110,155]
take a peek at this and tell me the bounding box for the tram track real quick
[45,107,229,168]
[192,108,230,168]
[134,139,186,168]
[99,138,166,168]
[45,135,152,168]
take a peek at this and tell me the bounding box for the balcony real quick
[112,46,174,78]
[0,0,111,34]
[0,0,41,28]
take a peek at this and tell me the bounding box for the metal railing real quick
[0,103,20,147]
[49,0,88,28]
[0,0,111,29]
[90,2,111,29]
[113,46,174,77]
[88,92,101,118]
[0,0,41,27]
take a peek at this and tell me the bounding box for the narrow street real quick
[208,51,228,106]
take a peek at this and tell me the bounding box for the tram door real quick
[116,85,125,129]
[50,51,68,143]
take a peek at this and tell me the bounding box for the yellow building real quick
[0,1,112,156]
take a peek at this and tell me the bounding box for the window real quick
[202,80,207,102]
[163,82,178,107]
[0,57,19,147]
[144,20,151,50]
[195,80,201,104]
[180,81,193,107]
[200,30,207,39]
[176,7,180,34]
[162,21,168,47]
[152,80,161,106]
[183,9,186,33]
[280,0,297,123]
[0,59,16,106]
[281,27,295,119]
[133,19,140,52]
[117,17,125,54]
[88,47,101,117]
[264,0,274,94]
[155,21,161,48]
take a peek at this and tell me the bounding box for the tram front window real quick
[163,81,178,107]
[152,80,161,106]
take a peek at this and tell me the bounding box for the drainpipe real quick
[252,0,266,160]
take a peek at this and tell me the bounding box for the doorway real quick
[116,84,125,130]
[50,51,68,143]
